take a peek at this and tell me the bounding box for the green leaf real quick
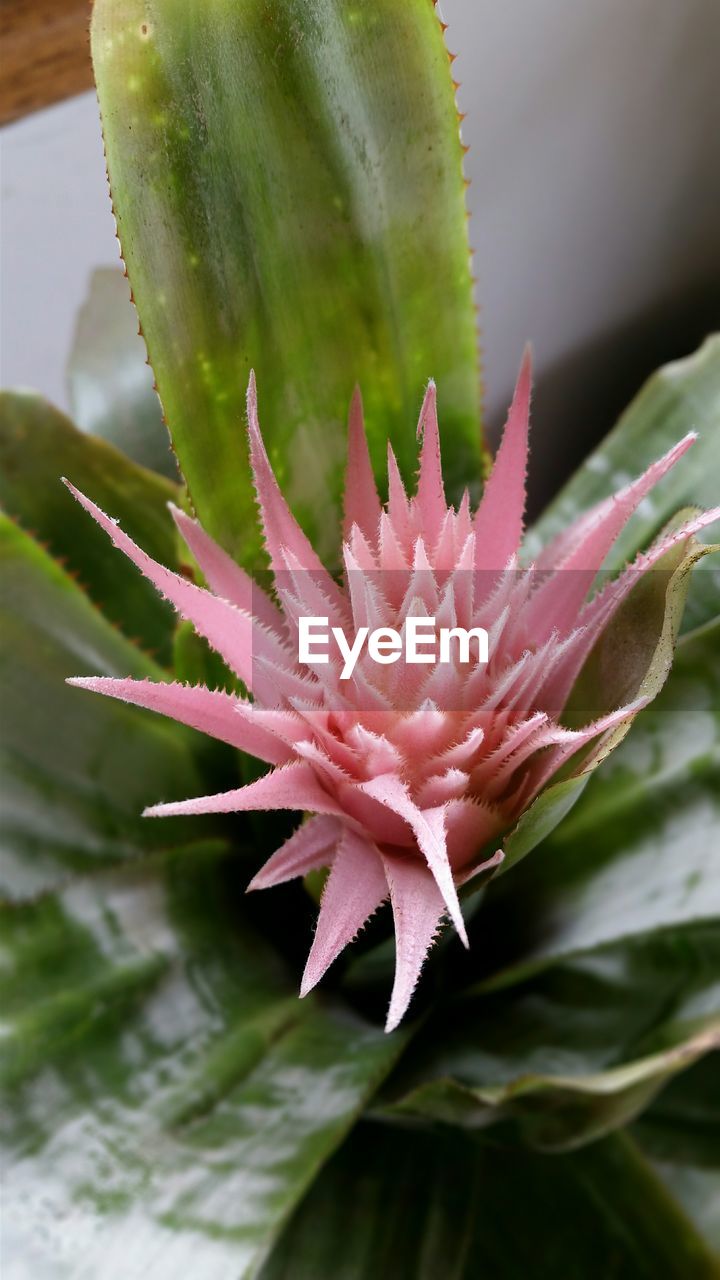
[0,390,180,663]
[91,0,482,564]
[0,846,405,1279]
[67,266,178,480]
[483,618,720,986]
[260,1123,718,1279]
[0,515,229,900]
[379,924,720,1151]
[634,1055,720,1251]
[528,334,720,629]
[372,549,720,1154]
[500,521,718,876]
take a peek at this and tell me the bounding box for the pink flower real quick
[67,353,719,1030]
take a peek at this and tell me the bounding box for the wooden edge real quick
[0,1,94,127]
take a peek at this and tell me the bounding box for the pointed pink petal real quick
[414,381,446,547]
[253,704,317,749]
[534,498,615,574]
[376,511,410,610]
[433,510,457,576]
[251,653,324,708]
[63,481,293,698]
[474,346,532,571]
[294,740,353,788]
[336,779,413,847]
[399,540,439,618]
[359,773,468,947]
[525,696,650,800]
[450,531,476,628]
[386,443,413,545]
[538,434,698,574]
[170,504,284,634]
[346,723,403,776]
[415,768,468,807]
[342,544,389,637]
[455,846,505,887]
[445,802,505,873]
[378,510,410,568]
[248,815,342,890]
[418,725,485,778]
[525,433,698,640]
[279,546,353,676]
[143,760,347,819]
[343,386,382,544]
[388,700,449,757]
[347,523,380,574]
[543,504,720,715]
[67,676,293,764]
[456,488,472,546]
[470,712,548,785]
[483,720,582,801]
[292,710,361,776]
[300,829,387,995]
[246,374,348,621]
[434,578,458,633]
[381,853,445,1033]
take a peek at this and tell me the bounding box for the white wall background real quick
[2,0,718,503]
[1,94,117,410]
[444,0,720,503]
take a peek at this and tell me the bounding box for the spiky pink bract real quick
[67,354,720,1030]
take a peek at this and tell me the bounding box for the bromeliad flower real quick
[66,353,720,1030]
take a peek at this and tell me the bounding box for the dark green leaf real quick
[67,266,178,479]
[0,846,405,1279]
[91,0,482,564]
[260,1123,718,1279]
[380,924,720,1150]
[634,1055,720,1251]
[374,561,720,1154]
[0,515,229,899]
[0,391,180,663]
[483,618,720,986]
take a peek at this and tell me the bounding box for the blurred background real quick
[1,0,719,510]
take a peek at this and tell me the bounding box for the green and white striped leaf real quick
[0,847,405,1280]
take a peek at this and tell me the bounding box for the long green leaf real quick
[0,516,231,900]
[0,391,180,663]
[500,522,718,875]
[380,924,720,1150]
[0,846,405,1279]
[260,1123,718,1279]
[482,619,720,986]
[91,0,482,564]
[377,618,720,1148]
[634,1055,720,1251]
[528,334,720,629]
